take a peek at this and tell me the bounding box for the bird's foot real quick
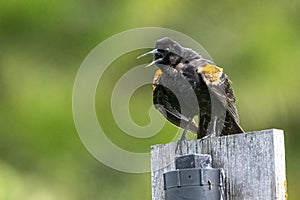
[198,132,213,142]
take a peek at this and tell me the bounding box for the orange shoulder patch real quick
[197,64,223,85]
[152,69,163,90]
[154,69,163,78]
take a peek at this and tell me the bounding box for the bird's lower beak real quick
[144,58,164,67]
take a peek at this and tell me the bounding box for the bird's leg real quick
[210,116,218,137]
[199,116,218,141]
[175,118,193,155]
[197,113,207,139]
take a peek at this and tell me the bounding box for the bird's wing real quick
[197,64,240,124]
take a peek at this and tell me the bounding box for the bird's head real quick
[138,37,198,68]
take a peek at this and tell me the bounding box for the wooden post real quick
[151,129,287,200]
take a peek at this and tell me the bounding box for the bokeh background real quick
[1,0,299,199]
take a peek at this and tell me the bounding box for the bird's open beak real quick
[137,49,163,67]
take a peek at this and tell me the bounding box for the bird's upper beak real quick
[137,49,159,59]
[137,49,163,67]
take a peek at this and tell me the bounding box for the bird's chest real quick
[157,70,197,99]
[157,69,207,113]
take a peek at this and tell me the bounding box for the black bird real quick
[138,37,244,139]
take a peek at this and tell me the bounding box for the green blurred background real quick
[1,0,299,199]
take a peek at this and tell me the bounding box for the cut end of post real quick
[151,129,287,200]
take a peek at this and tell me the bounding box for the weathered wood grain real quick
[151,129,287,200]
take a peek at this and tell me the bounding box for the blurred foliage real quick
[1,0,300,199]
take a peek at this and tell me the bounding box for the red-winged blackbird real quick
[138,37,244,139]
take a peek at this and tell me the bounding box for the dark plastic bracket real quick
[163,154,224,200]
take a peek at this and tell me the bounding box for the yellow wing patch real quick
[152,69,163,90]
[197,64,223,85]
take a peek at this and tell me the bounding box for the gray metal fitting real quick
[163,154,224,200]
